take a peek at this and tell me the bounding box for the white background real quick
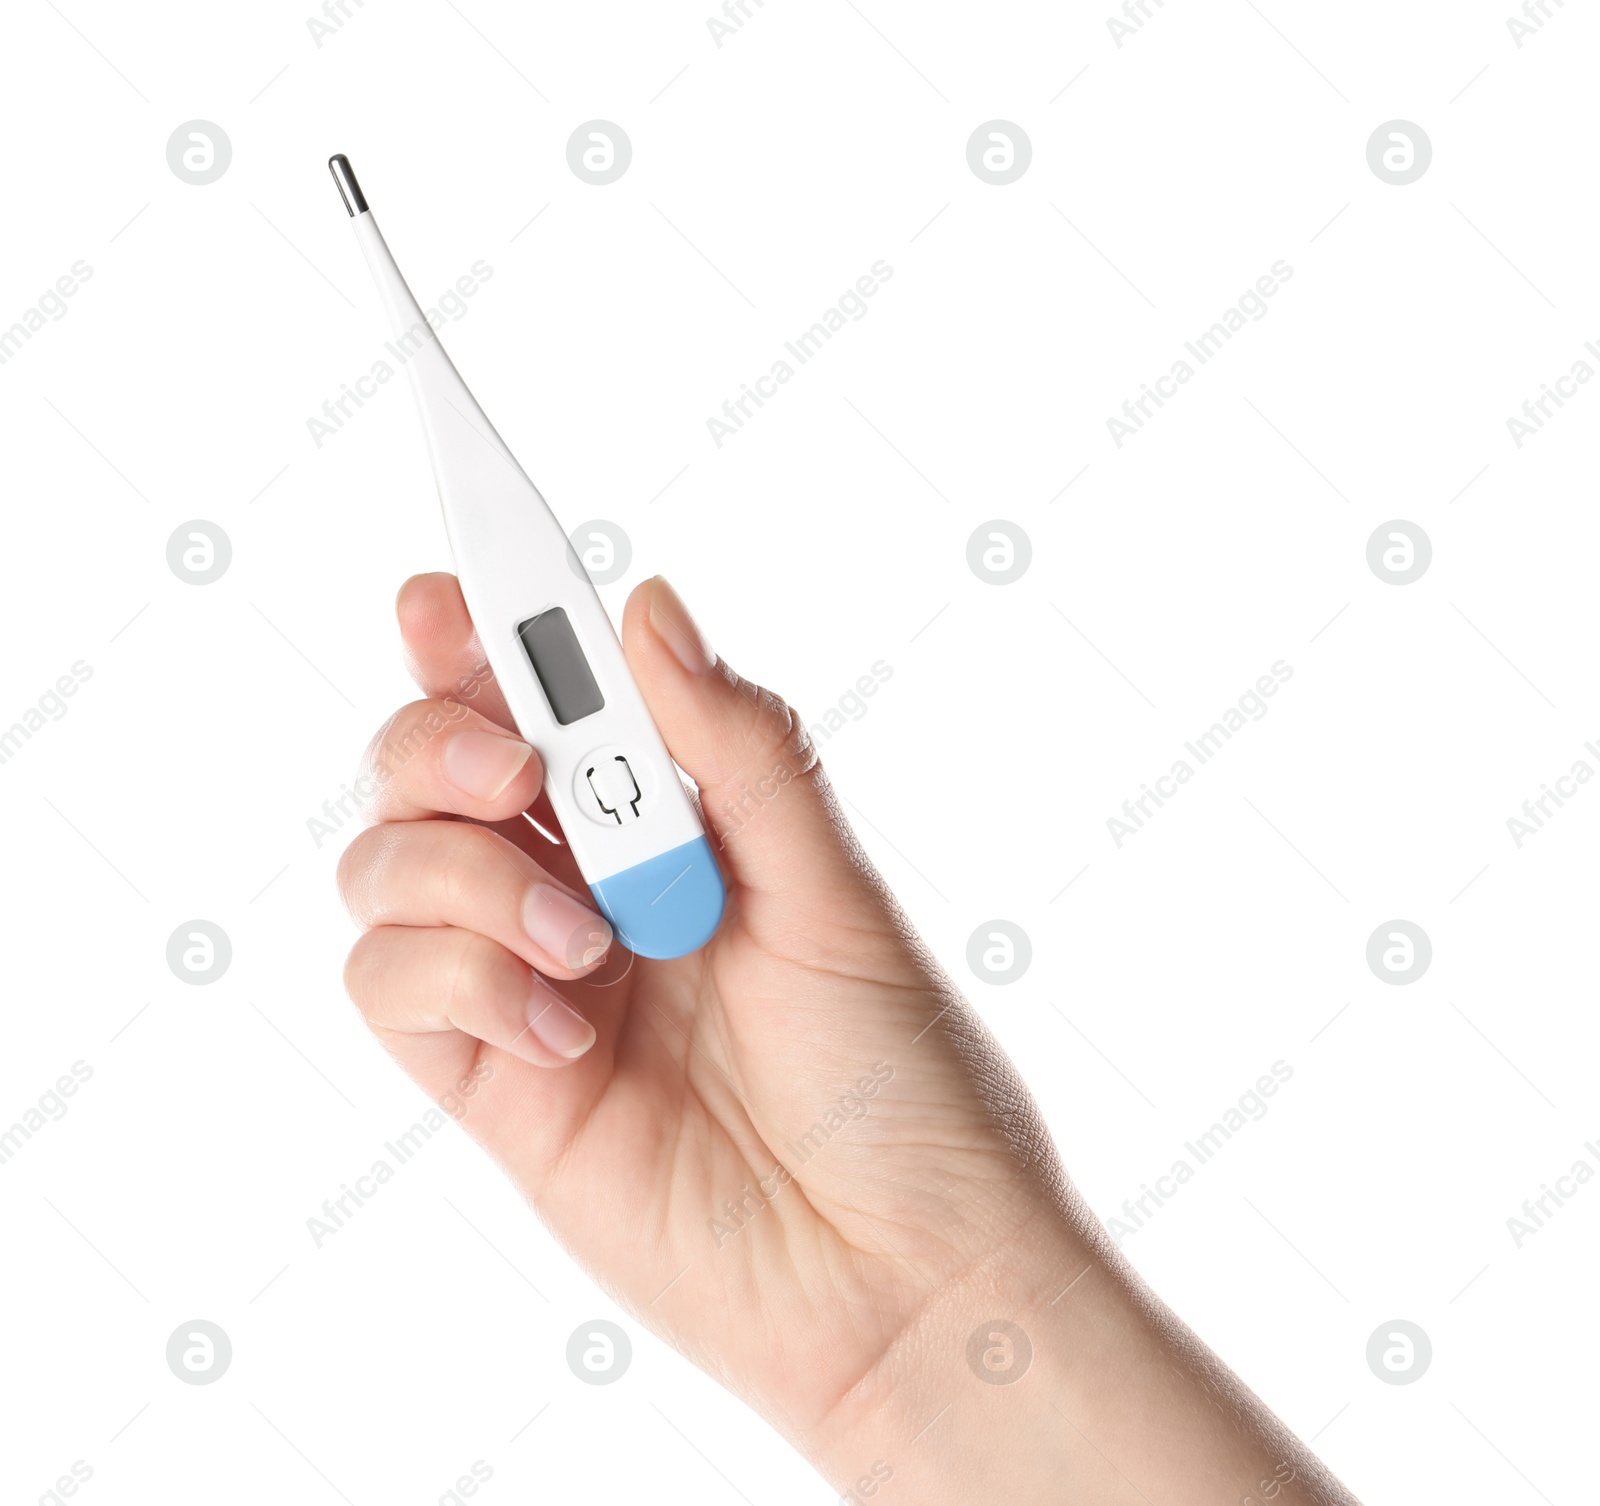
[1,0,1596,1501]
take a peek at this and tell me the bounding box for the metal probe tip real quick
[328,154,368,217]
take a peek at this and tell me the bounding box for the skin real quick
[339,572,1362,1505]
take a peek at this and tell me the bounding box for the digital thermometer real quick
[328,154,725,960]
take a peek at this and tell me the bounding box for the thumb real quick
[621,576,877,913]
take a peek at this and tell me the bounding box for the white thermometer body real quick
[329,155,724,960]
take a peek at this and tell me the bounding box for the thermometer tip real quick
[328,154,368,217]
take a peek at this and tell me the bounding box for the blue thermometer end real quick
[589,835,725,960]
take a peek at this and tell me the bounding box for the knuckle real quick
[335,819,520,930]
[362,697,473,797]
[725,674,819,785]
[335,823,404,922]
[441,930,524,1020]
[430,821,508,912]
[341,929,386,1012]
[342,925,524,1034]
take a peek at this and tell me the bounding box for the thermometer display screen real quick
[517,607,605,725]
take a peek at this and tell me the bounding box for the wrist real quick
[803,1199,1104,1504]
[803,1196,1349,1506]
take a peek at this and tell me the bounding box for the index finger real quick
[360,697,545,826]
[394,572,587,886]
[398,572,516,730]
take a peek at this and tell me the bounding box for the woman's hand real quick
[338,572,1357,1506]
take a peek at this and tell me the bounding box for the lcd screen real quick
[517,607,605,725]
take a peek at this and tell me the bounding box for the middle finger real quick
[360,697,545,825]
[340,819,613,978]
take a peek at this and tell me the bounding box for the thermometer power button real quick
[574,746,653,827]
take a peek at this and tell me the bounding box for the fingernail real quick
[443,729,534,801]
[524,979,597,1060]
[649,576,715,675]
[523,883,613,970]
